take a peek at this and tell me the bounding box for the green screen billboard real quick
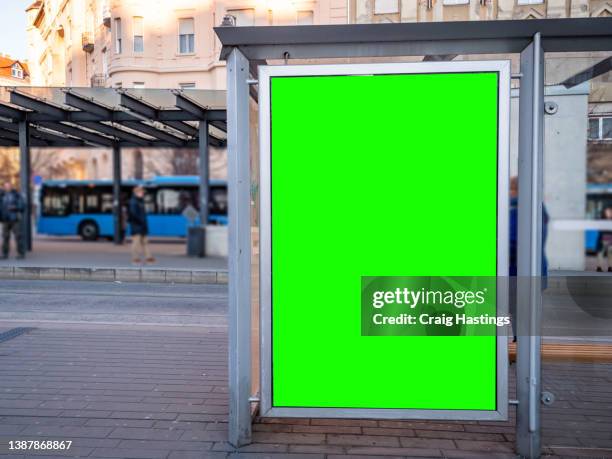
[259,62,510,419]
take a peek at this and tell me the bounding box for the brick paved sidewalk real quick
[0,323,611,458]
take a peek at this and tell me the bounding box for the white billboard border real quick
[258,60,510,421]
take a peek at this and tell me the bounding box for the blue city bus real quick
[37,176,227,240]
[586,183,612,253]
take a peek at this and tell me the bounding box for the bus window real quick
[209,186,228,215]
[144,190,156,214]
[42,189,71,216]
[156,188,181,214]
[84,193,100,213]
[101,193,113,213]
[155,188,194,214]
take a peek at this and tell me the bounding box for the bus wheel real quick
[79,221,99,241]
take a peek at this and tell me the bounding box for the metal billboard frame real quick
[258,60,511,421]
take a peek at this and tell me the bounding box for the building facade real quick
[23,0,610,187]
[26,0,348,89]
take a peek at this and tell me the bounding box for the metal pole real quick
[516,32,544,459]
[18,121,32,252]
[227,47,252,447]
[112,144,122,245]
[199,120,210,256]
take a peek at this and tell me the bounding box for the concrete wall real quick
[510,83,589,271]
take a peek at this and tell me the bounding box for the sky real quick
[2,1,29,61]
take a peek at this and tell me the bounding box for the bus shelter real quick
[0,87,226,250]
[216,17,612,459]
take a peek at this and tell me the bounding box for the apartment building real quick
[26,0,348,89]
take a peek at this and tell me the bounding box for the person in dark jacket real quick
[1,182,25,259]
[128,186,155,264]
[596,206,612,272]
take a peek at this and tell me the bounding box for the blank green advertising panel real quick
[259,62,510,419]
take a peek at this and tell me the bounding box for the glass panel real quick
[101,193,113,213]
[133,17,143,52]
[178,18,194,34]
[157,188,195,214]
[602,118,612,139]
[374,0,399,14]
[134,36,144,53]
[588,118,600,140]
[41,189,71,216]
[209,186,228,215]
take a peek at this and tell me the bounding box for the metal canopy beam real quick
[10,90,67,119]
[119,92,158,119]
[123,121,185,146]
[64,91,117,119]
[215,17,612,60]
[0,103,27,121]
[165,121,199,137]
[174,92,208,120]
[80,122,152,147]
[39,122,114,147]
[561,56,612,88]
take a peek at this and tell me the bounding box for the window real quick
[102,49,109,77]
[374,0,399,14]
[589,117,612,140]
[227,8,255,26]
[297,10,314,25]
[114,18,122,53]
[443,0,469,4]
[179,82,196,89]
[209,186,228,215]
[156,188,193,214]
[132,82,145,89]
[178,18,195,54]
[42,189,71,216]
[603,118,612,139]
[517,0,544,4]
[588,118,600,140]
[101,193,113,213]
[133,16,143,52]
[11,64,23,79]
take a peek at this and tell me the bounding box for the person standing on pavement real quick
[1,182,25,259]
[596,206,612,272]
[128,185,155,265]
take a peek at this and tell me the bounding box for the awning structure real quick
[0,86,227,251]
[0,87,226,148]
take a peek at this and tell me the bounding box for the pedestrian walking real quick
[596,206,612,272]
[1,182,25,259]
[128,185,155,265]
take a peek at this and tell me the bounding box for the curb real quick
[0,266,228,285]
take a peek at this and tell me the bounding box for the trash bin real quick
[187,226,206,257]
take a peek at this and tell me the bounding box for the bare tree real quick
[169,148,198,175]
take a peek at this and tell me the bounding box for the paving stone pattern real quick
[0,325,611,458]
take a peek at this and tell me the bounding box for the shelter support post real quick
[227,47,252,447]
[18,122,32,252]
[112,144,123,245]
[516,33,544,459]
[199,120,210,255]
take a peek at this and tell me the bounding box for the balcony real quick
[82,32,94,53]
[90,74,107,88]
